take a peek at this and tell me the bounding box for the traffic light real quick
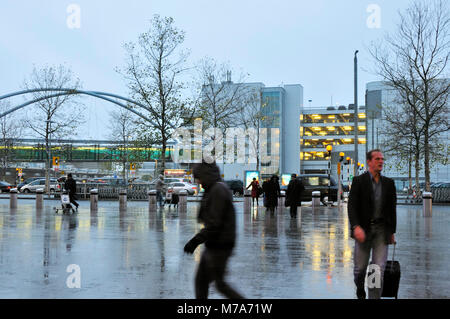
[339,152,345,162]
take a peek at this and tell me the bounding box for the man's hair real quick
[366,149,382,161]
[67,173,72,178]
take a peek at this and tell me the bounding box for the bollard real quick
[119,189,127,210]
[10,188,18,209]
[244,189,252,214]
[179,190,187,212]
[423,191,432,217]
[148,190,157,211]
[278,190,286,210]
[312,191,321,209]
[36,188,44,210]
[90,189,98,211]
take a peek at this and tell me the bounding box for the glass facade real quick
[260,90,282,178]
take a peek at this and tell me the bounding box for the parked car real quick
[0,181,13,193]
[224,180,244,196]
[166,182,198,195]
[297,174,338,203]
[17,177,43,190]
[20,178,60,193]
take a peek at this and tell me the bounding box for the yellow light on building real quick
[328,115,335,119]
[358,113,366,119]
[358,126,366,130]
[305,132,312,136]
[343,138,353,142]
[312,127,321,131]
[358,138,366,143]
[311,114,321,119]
[343,126,352,130]
[326,126,335,131]
[319,131,327,136]
[343,113,350,116]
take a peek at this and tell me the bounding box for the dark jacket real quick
[347,172,397,244]
[286,178,304,207]
[64,178,77,195]
[191,162,236,250]
[264,178,280,208]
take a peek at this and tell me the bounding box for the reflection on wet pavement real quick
[0,199,448,298]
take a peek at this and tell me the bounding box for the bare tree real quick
[370,0,450,191]
[119,15,190,175]
[194,57,251,163]
[239,87,266,171]
[0,101,23,182]
[23,64,84,193]
[195,58,249,130]
[108,108,137,182]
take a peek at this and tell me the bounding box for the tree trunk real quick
[414,146,420,201]
[424,130,431,192]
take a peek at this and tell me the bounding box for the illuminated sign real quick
[281,174,291,187]
[244,171,260,189]
[164,169,186,177]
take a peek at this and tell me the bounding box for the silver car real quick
[20,178,60,193]
[166,182,198,195]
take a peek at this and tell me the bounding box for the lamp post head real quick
[326,145,333,152]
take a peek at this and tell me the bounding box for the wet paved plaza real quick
[0,198,448,299]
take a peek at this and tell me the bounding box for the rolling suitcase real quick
[382,243,401,299]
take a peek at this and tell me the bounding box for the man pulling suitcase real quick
[348,149,398,299]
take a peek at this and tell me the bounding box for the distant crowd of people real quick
[246,174,305,217]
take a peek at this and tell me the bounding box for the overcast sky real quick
[0,0,414,139]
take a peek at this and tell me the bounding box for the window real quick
[303,177,319,186]
[319,177,329,186]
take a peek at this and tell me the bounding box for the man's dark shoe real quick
[356,287,366,299]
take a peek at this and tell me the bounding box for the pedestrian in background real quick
[64,173,79,211]
[155,174,165,208]
[265,175,280,214]
[246,177,260,207]
[184,160,244,299]
[348,149,397,299]
[286,174,304,218]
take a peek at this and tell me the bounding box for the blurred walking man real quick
[348,149,397,299]
[184,160,244,299]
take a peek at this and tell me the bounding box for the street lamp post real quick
[354,50,359,177]
[338,152,345,207]
[346,156,351,188]
[326,144,333,206]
